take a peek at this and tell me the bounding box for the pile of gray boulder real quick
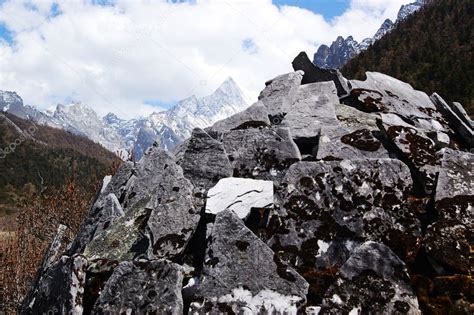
[21,52,472,314]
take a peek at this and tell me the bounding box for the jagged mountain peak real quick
[398,0,424,21]
[3,77,250,159]
[313,1,424,69]
[103,112,123,123]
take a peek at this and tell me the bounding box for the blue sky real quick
[274,0,350,20]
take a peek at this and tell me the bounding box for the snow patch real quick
[101,175,112,193]
[216,287,302,314]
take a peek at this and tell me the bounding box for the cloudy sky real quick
[0,0,412,119]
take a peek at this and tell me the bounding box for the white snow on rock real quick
[214,287,302,315]
[205,177,273,219]
[100,175,112,193]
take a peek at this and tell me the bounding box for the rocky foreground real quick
[21,52,473,314]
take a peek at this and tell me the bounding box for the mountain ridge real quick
[1,77,251,160]
[313,0,425,69]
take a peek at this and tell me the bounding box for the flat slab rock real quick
[347,72,440,121]
[451,101,474,130]
[208,101,271,133]
[316,126,390,160]
[191,210,309,314]
[320,242,420,314]
[92,260,184,314]
[205,177,273,219]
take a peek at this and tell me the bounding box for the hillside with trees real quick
[342,0,473,116]
[0,112,119,231]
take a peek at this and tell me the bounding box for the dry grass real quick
[0,178,103,312]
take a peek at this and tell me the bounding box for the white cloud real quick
[0,0,412,119]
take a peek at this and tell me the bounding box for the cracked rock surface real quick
[23,54,473,315]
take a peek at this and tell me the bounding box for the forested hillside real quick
[343,0,473,116]
[0,112,119,230]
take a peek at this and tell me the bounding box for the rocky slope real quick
[1,77,250,160]
[21,53,473,314]
[313,1,424,69]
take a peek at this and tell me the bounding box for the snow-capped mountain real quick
[34,102,126,154]
[127,77,251,157]
[0,91,45,121]
[1,77,251,160]
[397,0,425,21]
[313,1,424,69]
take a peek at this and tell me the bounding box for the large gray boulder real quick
[279,159,416,241]
[334,103,380,130]
[266,159,420,305]
[191,210,309,314]
[92,260,184,314]
[221,126,301,180]
[423,220,471,274]
[258,71,303,116]
[176,128,232,192]
[68,161,134,254]
[347,72,439,120]
[279,82,340,143]
[83,146,199,261]
[320,242,420,314]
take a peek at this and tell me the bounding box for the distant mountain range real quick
[1,77,251,160]
[313,0,425,69]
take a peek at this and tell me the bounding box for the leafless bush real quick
[0,161,122,312]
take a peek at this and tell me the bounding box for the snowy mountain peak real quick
[0,90,23,112]
[3,77,251,160]
[398,1,424,21]
[103,112,125,125]
[373,19,394,41]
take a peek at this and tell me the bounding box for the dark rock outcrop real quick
[23,55,472,314]
[292,52,350,97]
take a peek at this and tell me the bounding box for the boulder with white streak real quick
[205,177,274,219]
